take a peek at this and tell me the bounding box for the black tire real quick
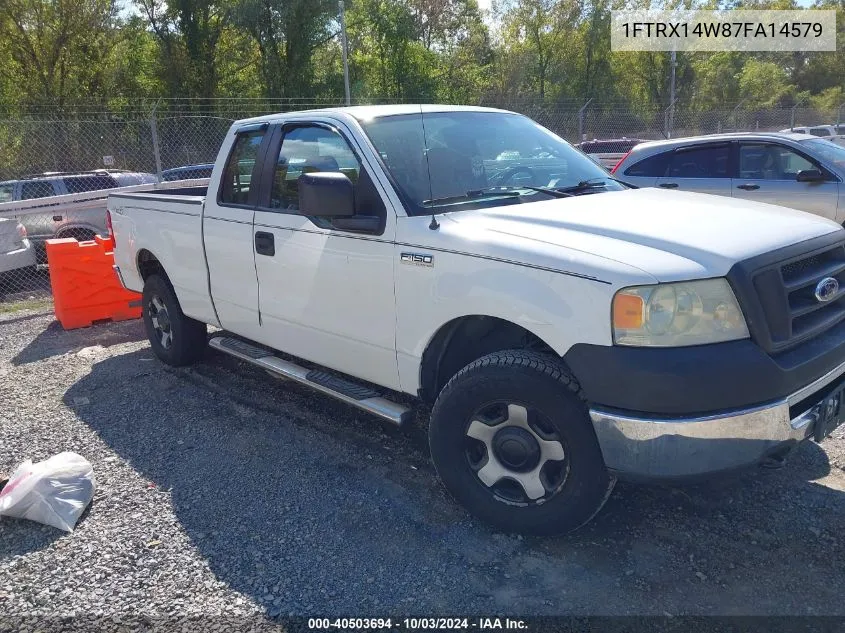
[142,274,207,366]
[429,350,615,536]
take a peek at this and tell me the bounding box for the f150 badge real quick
[400,252,434,267]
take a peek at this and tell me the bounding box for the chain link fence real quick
[2,98,844,304]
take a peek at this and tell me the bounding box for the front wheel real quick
[429,350,614,536]
[142,274,207,366]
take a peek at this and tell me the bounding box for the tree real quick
[232,0,337,98]
[134,0,231,99]
[0,0,119,106]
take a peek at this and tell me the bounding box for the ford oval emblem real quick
[815,277,839,303]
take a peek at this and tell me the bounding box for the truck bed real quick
[109,183,218,328]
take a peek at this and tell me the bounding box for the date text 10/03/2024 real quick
[307,618,529,630]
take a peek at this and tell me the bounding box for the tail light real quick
[105,209,115,249]
[610,151,632,174]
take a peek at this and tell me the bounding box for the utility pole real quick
[339,1,351,106]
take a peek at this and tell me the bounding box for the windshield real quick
[360,111,623,214]
[800,138,845,169]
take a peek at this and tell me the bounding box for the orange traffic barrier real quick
[46,236,142,330]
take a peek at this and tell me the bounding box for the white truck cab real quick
[109,105,845,535]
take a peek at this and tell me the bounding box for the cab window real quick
[219,129,266,205]
[0,183,13,203]
[269,125,361,211]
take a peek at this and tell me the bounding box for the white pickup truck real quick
[109,105,845,535]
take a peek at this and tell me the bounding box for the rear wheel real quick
[429,350,614,535]
[142,274,207,366]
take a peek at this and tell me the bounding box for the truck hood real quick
[444,188,843,282]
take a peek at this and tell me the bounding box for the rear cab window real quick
[219,127,267,206]
[810,127,832,137]
[0,183,14,203]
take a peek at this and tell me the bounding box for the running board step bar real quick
[208,336,412,426]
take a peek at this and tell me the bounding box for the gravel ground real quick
[1,308,844,625]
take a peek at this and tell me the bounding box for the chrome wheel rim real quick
[148,295,173,349]
[464,402,568,506]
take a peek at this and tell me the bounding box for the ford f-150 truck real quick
[108,105,845,535]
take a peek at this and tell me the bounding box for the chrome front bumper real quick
[590,359,845,479]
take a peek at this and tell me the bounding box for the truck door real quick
[251,120,401,390]
[203,123,271,339]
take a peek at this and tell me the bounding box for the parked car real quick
[575,138,646,169]
[0,170,157,202]
[779,125,845,147]
[160,164,215,181]
[0,170,158,244]
[612,132,845,223]
[110,105,845,535]
[0,217,35,274]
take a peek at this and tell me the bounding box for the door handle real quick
[658,182,679,189]
[254,231,275,256]
[737,183,760,191]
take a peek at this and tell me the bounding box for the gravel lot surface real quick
[1,308,844,624]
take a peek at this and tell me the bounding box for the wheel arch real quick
[55,223,100,240]
[418,314,563,404]
[136,248,169,284]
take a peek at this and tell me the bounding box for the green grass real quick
[0,297,54,315]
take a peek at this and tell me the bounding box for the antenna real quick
[429,214,440,230]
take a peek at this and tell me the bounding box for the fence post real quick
[837,102,845,128]
[149,99,163,179]
[577,98,592,142]
[663,98,677,138]
[790,98,804,132]
[730,98,747,131]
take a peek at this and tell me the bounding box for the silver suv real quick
[612,132,845,223]
[0,170,157,243]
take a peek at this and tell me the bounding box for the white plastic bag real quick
[0,452,96,532]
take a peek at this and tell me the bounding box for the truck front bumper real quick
[589,358,845,480]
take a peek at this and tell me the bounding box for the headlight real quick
[612,278,749,347]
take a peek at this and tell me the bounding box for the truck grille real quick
[747,241,845,353]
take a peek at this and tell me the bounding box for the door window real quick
[219,129,266,205]
[739,144,816,180]
[666,145,730,179]
[20,181,57,200]
[270,126,361,211]
[624,152,670,177]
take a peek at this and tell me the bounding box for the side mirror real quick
[797,169,824,183]
[298,171,355,217]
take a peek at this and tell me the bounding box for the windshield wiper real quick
[553,176,633,194]
[467,185,573,199]
[422,189,523,207]
[421,184,576,208]
[554,178,609,194]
